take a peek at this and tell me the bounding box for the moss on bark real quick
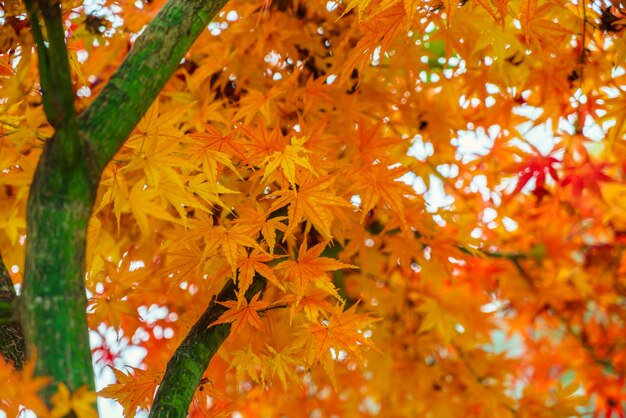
[150,278,266,417]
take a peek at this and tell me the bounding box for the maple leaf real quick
[519,0,538,43]
[301,303,379,365]
[210,292,269,339]
[269,175,352,241]
[236,249,284,295]
[0,354,50,417]
[472,0,499,21]
[262,345,302,390]
[187,173,240,213]
[295,76,334,112]
[124,101,194,188]
[0,203,25,245]
[203,224,264,279]
[190,378,232,418]
[125,136,194,188]
[275,241,356,303]
[160,240,206,284]
[416,297,459,343]
[507,152,560,198]
[349,161,416,223]
[261,135,316,187]
[99,367,163,418]
[50,384,98,418]
[281,289,335,324]
[97,165,129,229]
[239,123,284,165]
[229,344,262,383]
[128,101,187,146]
[235,85,285,124]
[88,286,138,332]
[184,127,241,182]
[125,181,177,236]
[155,175,209,220]
[352,121,404,165]
[234,203,286,254]
[560,160,612,199]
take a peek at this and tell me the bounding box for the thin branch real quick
[506,258,617,374]
[453,343,520,418]
[78,0,230,173]
[23,0,78,143]
[258,303,289,314]
[0,120,49,142]
[575,0,587,133]
[22,0,54,122]
[557,313,615,374]
[149,276,267,417]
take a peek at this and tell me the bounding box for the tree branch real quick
[23,0,79,142]
[78,0,229,173]
[149,277,267,417]
[0,254,26,369]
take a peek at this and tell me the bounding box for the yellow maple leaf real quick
[261,136,315,187]
[187,173,240,213]
[281,289,334,324]
[341,0,373,19]
[417,297,458,343]
[262,345,301,390]
[228,344,262,383]
[184,127,241,183]
[234,203,287,254]
[50,383,98,418]
[126,181,177,236]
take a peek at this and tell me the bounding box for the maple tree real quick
[1,0,626,416]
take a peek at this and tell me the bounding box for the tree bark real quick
[0,255,26,369]
[78,0,229,172]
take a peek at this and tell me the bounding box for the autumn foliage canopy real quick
[1,0,626,416]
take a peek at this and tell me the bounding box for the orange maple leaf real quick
[236,249,284,295]
[349,161,416,224]
[269,175,352,241]
[234,203,287,254]
[275,241,356,303]
[0,354,50,417]
[203,224,264,279]
[210,292,269,339]
[99,367,163,418]
[302,303,379,365]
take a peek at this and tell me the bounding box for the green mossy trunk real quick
[18,0,230,411]
[21,129,97,397]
